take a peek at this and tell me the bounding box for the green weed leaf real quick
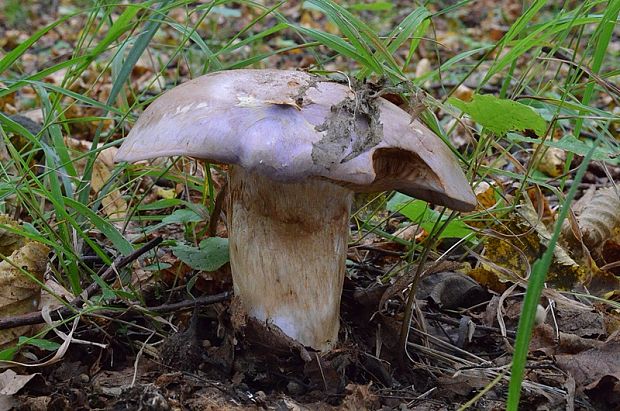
[143,207,206,235]
[18,337,61,351]
[161,208,204,226]
[65,198,134,257]
[449,94,547,136]
[507,133,615,161]
[172,238,229,272]
[0,347,17,361]
[387,193,472,239]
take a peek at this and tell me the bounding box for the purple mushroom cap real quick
[115,69,476,211]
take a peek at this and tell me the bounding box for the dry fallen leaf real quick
[340,383,379,411]
[601,238,620,275]
[0,216,23,257]
[536,145,566,177]
[0,369,38,395]
[531,323,604,356]
[517,201,586,287]
[567,186,620,252]
[64,137,127,220]
[468,266,509,293]
[416,271,487,310]
[0,369,39,411]
[551,294,606,338]
[555,332,620,409]
[453,84,474,102]
[0,239,49,349]
[560,186,620,289]
[437,370,491,397]
[475,181,497,211]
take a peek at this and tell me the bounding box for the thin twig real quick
[138,292,232,315]
[208,184,228,237]
[78,236,164,305]
[77,292,232,322]
[423,312,516,338]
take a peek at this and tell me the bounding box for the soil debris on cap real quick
[291,74,321,108]
[312,80,384,169]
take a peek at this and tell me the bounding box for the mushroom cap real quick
[115,69,476,211]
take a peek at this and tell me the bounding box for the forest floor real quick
[0,1,619,410]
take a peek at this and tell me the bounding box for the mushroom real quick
[115,69,476,351]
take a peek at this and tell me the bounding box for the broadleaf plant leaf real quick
[387,193,472,239]
[506,133,615,162]
[449,94,547,136]
[171,237,229,271]
[18,337,61,351]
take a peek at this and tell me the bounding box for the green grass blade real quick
[64,198,134,257]
[359,6,431,78]
[217,22,289,57]
[485,13,601,82]
[25,81,126,116]
[167,21,223,70]
[306,0,387,75]
[78,1,170,205]
[0,56,89,99]
[404,17,430,68]
[74,4,142,73]
[293,25,375,68]
[506,141,598,410]
[0,14,73,73]
[385,7,431,55]
[573,1,620,136]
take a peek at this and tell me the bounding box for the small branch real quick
[0,237,163,330]
[539,47,620,99]
[146,292,231,313]
[208,184,228,237]
[423,312,516,338]
[78,236,164,304]
[89,291,233,319]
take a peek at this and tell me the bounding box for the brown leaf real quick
[0,239,49,348]
[437,371,490,397]
[64,137,127,219]
[468,267,508,293]
[474,181,497,211]
[555,332,620,408]
[530,323,604,356]
[453,84,474,102]
[0,369,38,395]
[0,216,24,257]
[415,271,488,310]
[518,201,579,269]
[379,261,462,310]
[536,146,566,177]
[340,383,379,411]
[565,187,620,252]
[601,238,620,276]
[552,295,606,338]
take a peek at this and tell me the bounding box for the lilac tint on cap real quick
[115,69,476,211]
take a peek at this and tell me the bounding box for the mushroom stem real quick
[228,165,353,351]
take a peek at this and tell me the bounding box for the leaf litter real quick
[0,1,619,410]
